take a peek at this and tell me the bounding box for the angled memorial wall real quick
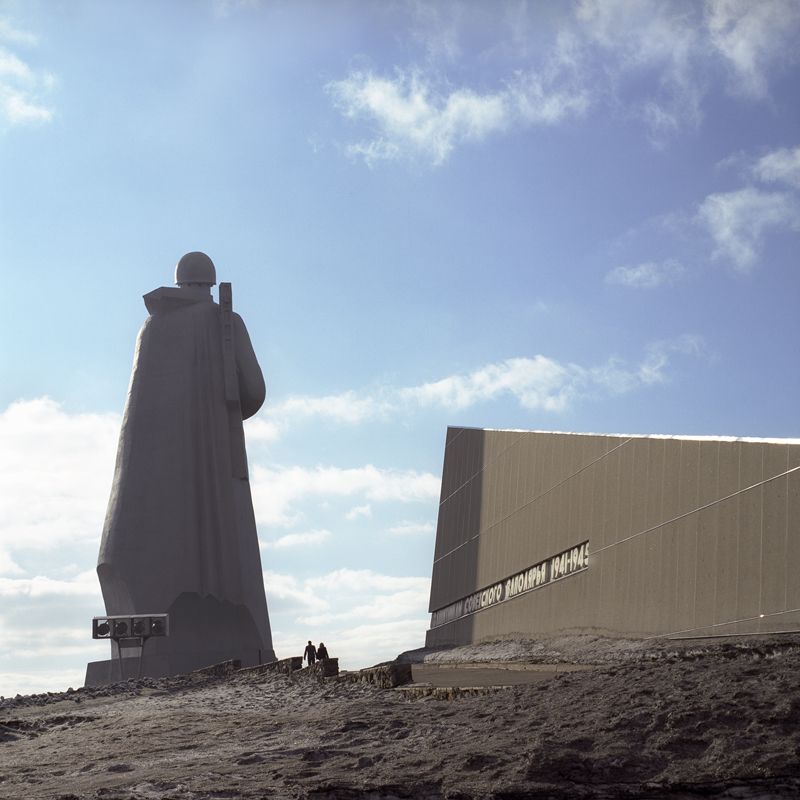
[426,427,800,648]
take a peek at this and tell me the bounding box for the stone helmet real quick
[175,251,217,286]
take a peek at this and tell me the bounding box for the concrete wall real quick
[426,427,800,647]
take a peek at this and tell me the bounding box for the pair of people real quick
[303,640,329,666]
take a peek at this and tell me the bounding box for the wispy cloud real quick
[261,529,332,549]
[262,570,328,612]
[272,391,391,425]
[326,2,800,163]
[387,520,436,536]
[615,143,800,277]
[752,145,800,189]
[631,335,706,387]
[605,259,686,289]
[696,186,800,271]
[327,67,586,166]
[705,0,800,99]
[401,356,577,412]
[345,504,372,520]
[271,567,430,628]
[251,464,440,528]
[0,569,100,599]
[576,0,705,141]
[260,344,704,437]
[0,19,38,46]
[0,548,23,576]
[0,19,55,126]
[244,416,282,443]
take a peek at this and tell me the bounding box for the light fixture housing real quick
[92,614,169,640]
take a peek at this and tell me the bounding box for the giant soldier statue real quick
[85,252,276,684]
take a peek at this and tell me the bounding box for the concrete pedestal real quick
[85,646,267,686]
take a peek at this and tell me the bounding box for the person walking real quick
[303,640,317,666]
[316,642,329,661]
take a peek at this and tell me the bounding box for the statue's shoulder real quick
[143,287,216,316]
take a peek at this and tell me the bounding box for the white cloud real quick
[0,23,55,126]
[0,625,106,661]
[244,416,282,443]
[605,259,686,289]
[299,590,426,626]
[261,529,332,549]
[271,617,428,672]
[752,145,800,189]
[0,548,23,576]
[0,18,38,46]
[271,391,389,425]
[0,47,34,81]
[635,335,706,387]
[345,504,372,520]
[262,570,328,612]
[0,398,119,553]
[1,86,52,124]
[569,0,800,135]
[697,186,800,271]
[0,569,100,599]
[328,69,508,166]
[327,66,585,166]
[251,464,440,528]
[576,0,704,139]
[407,0,463,63]
[259,344,704,441]
[311,568,428,595]
[265,568,430,668]
[388,520,436,536]
[324,618,429,668]
[325,1,800,162]
[504,69,588,125]
[401,356,578,412]
[705,0,800,98]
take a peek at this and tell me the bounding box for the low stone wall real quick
[240,656,303,676]
[192,659,242,677]
[338,662,413,688]
[304,658,339,678]
[395,684,511,701]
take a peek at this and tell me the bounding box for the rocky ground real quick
[2,634,800,799]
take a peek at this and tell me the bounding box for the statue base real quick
[85,646,275,687]
[85,592,277,686]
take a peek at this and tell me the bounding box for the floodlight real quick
[93,613,169,641]
[91,613,170,680]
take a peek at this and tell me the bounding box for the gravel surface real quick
[2,635,800,799]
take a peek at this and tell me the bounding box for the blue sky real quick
[1,0,799,695]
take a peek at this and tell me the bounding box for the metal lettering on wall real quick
[430,541,590,629]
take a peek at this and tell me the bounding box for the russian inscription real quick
[430,541,589,629]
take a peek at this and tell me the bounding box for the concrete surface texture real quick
[427,426,800,647]
[87,253,276,685]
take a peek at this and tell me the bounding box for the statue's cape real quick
[97,288,270,650]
